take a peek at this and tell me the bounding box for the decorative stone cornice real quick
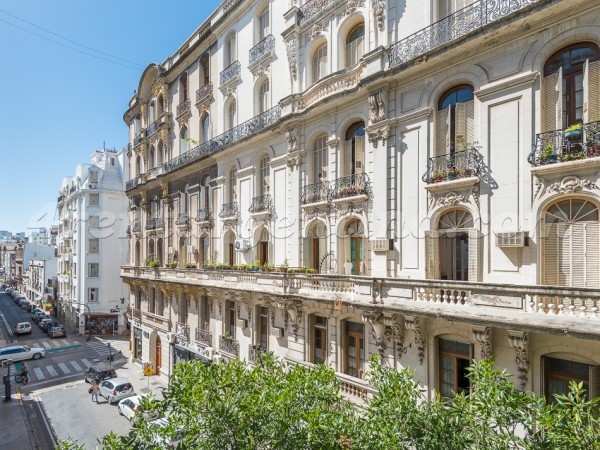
[277,299,303,339]
[548,176,598,195]
[507,330,528,390]
[297,63,364,111]
[362,310,386,354]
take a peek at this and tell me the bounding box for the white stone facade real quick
[121,0,600,401]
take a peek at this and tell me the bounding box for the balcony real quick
[145,112,171,138]
[163,105,281,174]
[249,194,274,216]
[125,176,140,191]
[422,148,481,184]
[127,305,141,320]
[298,0,338,27]
[195,208,211,223]
[176,322,190,340]
[249,35,275,74]
[528,120,600,170]
[129,219,141,234]
[175,213,190,227]
[195,82,213,110]
[219,202,239,220]
[220,60,241,88]
[195,328,212,347]
[145,218,164,230]
[301,181,331,206]
[133,130,145,148]
[219,335,240,357]
[176,99,191,121]
[388,0,542,69]
[143,311,169,332]
[330,174,370,202]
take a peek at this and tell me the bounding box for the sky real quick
[0,0,222,235]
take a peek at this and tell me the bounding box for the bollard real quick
[3,374,11,401]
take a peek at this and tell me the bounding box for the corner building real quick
[122,0,600,402]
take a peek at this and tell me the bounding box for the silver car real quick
[0,345,45,362]
[99,377,134,404]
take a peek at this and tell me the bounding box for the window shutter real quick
[445,105,452,153]
[583,59,590,123]
[436,108,448,156]
[455,102,467,145]
[302,237,310,268]
[557,223,570,287]
[589,365,600,399]
[425,230,440,279]
[543,221,559,286]
[465,100,475,143]
[343,140,353,176]
[585,222,600,288]
[586,60,600,122]
[544,72,558,132]
[555,67,563,129]
[439,0,450,18]
[354,136,365,174]
[540,356,547,398]
[571,223,586,288]
[319,50,327,80]
[467,229,483,282]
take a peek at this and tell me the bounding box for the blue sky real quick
[0,0,221,235]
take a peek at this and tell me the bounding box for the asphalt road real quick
[0,292,55,343]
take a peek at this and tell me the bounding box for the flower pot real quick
[564,128,583,141]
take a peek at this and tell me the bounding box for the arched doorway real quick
[340,219,365,275]
[155,335,162,374]
[438,209,473,281]
[306,221,327,272]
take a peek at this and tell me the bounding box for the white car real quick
[0,345,45,362]
[99,377,134,404]
[117,394,149,421]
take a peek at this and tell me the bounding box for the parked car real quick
[99,377,134,404]
[48,326,66,338]
[17,298,28,307]
[44,321,61,334]
[32,311,46,323]
[22,302,34,312]
[15,322,32,335]
[39,318,53,331]
[84,363,117,384]
[0,345,45,362]
[117,394,151,421]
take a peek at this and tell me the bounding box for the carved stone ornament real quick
[367,124,389,148]
[548,176,598,195]
[384,314,404,358]
[507,330,529,390]
[368,91,386,124]
[372,0,386,31]
[472,326,492,359]
[278,300,303,339]
[404,316,425,365]
[286,127,298,153]
[362,310,387,354]
[285,38,297,81]
[533,176,543,199]
[346,0,365,15]
[287,155,302,169]
[310,22,328,38]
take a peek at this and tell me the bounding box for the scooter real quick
[14,364,28,385]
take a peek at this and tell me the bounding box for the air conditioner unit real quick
[372,239,392,252]
[496,231,528,248]
[167,332,176,343]
[272,326,284,338]
[89,184,97,189]
[168,246,175,254]
[237,318,248,329]
[187,245,196,253]
[234,239,249,252]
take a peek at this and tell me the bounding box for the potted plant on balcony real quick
[185,263,197,269]
[279,259,289,273]
[432,171,444,183]
[166,262,178,269]
[541,143,557,164]
[147,260,160,269]
[262,262,275,272]
[250,260,260,272]
[564,123,583,141]
[447,165,459,180]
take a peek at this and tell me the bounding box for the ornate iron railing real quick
[219,335,239,356]
[219,202,239,219]
[127,306,141,320]
[195,208,211,222]
[301,181,332,205]
[195,328,212,346]
[176,99,191,117]
[163,105,281,174]
[298,0,338,26]
[422,148,481,183]
[125,176,140,191]
[330,173,370,200]
[248,344,267,363]
[176,322,189,339]
[130,219,141,233]
[196,82,213,103]
[389,0,541,68]
[220,61,241,86]
[133,132,144,147]
[175,213,190,226]
[249,35,275,65]
[145,217,164,230]
[249,194,274,214]
[528,120,600,166]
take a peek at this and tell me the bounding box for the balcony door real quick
[342,122,365,177]
[342,219,364,275]
[345,321,365,379]
[258,228,269,266]
[437,85,474,157]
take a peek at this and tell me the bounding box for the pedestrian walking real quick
[90,380,100,402]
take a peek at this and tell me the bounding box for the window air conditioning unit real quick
[271,326,284,338]
[167,332,176,343]
[237,318,248,329]
[372,239,392,252]
[89,184,96,189]
[168,246,175,254]
[496,231,528,248]
[234,239,249,252]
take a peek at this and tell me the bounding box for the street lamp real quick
[57,299,92,341]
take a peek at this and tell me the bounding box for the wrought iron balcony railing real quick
[422,148,481,183]
[219,202,239,219]
[195,208,211,222]
[145,113,169,136]
[249,194,274,214]
[176,99,191,117]
[249,344,267,363]
[175,213,190,226]
[220,61,241,86]
[195,328,212,346]
[388,0,541,69]
[125,176,140,191]
[145,217,164,230]
[163,105,281,174]
[196,82,213,103]
[330,173,371,201]
[301,181,332,205]
[298,0,337,26]
[528,120,600,167]
[133,131,144,147]
[176,322,190,340]
[129,219,141,233]
[249,34,275,65]
[219,335,239,356]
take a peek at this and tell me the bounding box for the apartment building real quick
[56,149,129,335]
[121,0,600,401]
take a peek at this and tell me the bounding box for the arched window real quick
[157,141,164,165]
[306,221,327,272]
[437,85,475,156]
[225,32,237,66]
[180,126,189,153]
[135,155,142,176]
[229,167,237,203]
[179,73,188,103]
[201,114,211,143]
[259,156,270,195]
[258,7,270,41]
[346,23,364,67]
[312,43,328,83]
[543,199,599,288]
[313,134,328,183]
[227,99,236,129]
[542,355,600,403]
[258,228,269,265]
[543,43,600,130]
[258,79,270,113]
[156,94,164,116]
[148,101,155,124]
[148,145,155,169]
[343,122,365,176]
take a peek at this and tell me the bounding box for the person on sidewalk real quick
[90,380,100,402]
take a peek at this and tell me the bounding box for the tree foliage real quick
[58,355,600,449]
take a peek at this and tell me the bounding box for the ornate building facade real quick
[122,0,600,402]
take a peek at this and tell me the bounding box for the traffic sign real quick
[143,366,154,376]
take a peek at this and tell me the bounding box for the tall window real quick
[180,126,189,153]
[258,228,269,266]
[226,300,236,339]
[312,43,328,83]
[89,193,100,206]
[88,263,99,277]
[438,209,474,281]
[227,100,237,130]
[200,53,210,86]
[438,338,471,398]
[437,85,475,155]
[229,167,237,203]
[179,73,188,103]
[89,238,99,253]
[225,32,237,66]
[345,24,364,67]
[201,114,211,143]
[313,134,328,183]
[88,288,98,302]
[199,295,210,331]
[258,306,269,350]
[544,43,600,130]
[149,101,155,124]
[259,156,270,195]
[312,316,327,364]
[89,171,98,184]
[343,122,365,176]
[157,94,164,116]
[345,321,364,378]
[179,183,190,214]
[258,7,270,41]
[543,356,599,403]
[258,79,270,114]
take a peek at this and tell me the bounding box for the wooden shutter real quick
[445,105,452,153]
[571,223,586,288]
[343,140,353,176]
[467,229,483,282]
[583,59,590,123]
[540,356,547,398]
[319,48,327,79]
[543,221,559,285]
[465,100,475,143]
[590,365,600,399]
[436,108,448,156]
[425,230,440,279]
[302,237,310,268]
[544,72,558,132]
[455,102,466,146]
[354,136,365,174]
[555,67,563,129]
[585,222,600,288]
[585,60,600,122]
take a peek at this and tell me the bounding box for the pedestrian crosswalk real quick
[26,339,78,350]
[8,356,95,383]
[87,337,129,357]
